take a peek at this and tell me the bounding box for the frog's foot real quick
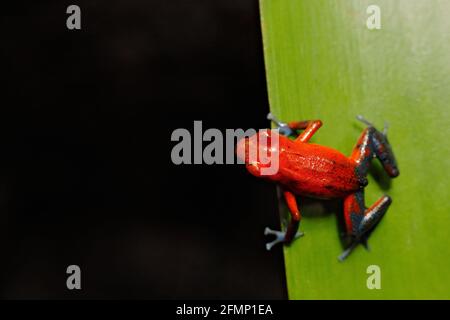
[338,241,358,262]
[353,115,399,178]
[338,235,370,261]
[267,113,295,137]
[264,227,304,251]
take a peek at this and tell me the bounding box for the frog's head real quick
[236,129,280,178]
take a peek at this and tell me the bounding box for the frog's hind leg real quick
[339,190,392,261]
[351,116,400,179]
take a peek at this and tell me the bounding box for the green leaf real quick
[260,0,450,299]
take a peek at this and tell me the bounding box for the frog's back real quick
[277,139,364,199]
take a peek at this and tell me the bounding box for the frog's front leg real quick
[267,113,322,142]
[265,190,304,251]
[339,190,392,261]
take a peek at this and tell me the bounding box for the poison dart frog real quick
[236,113,399,261]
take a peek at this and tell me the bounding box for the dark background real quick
[1,0,286,298]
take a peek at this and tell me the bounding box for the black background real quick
[1,1,286,298]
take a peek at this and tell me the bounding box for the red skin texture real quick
[238,132,363,200]
[274,136,361,199]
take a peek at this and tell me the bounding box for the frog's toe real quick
[264,227,285,251]
[267,113,281,124]
[267,113,295,136]
[264,227,304,251]
[383,121,389,137]
[356,115,374,127]
[295,231,304,238]
[338,236,370,262]
[338,248,352,262]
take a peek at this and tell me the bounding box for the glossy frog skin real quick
[236,113,399,261]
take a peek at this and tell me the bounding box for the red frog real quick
[236,113,399,261]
